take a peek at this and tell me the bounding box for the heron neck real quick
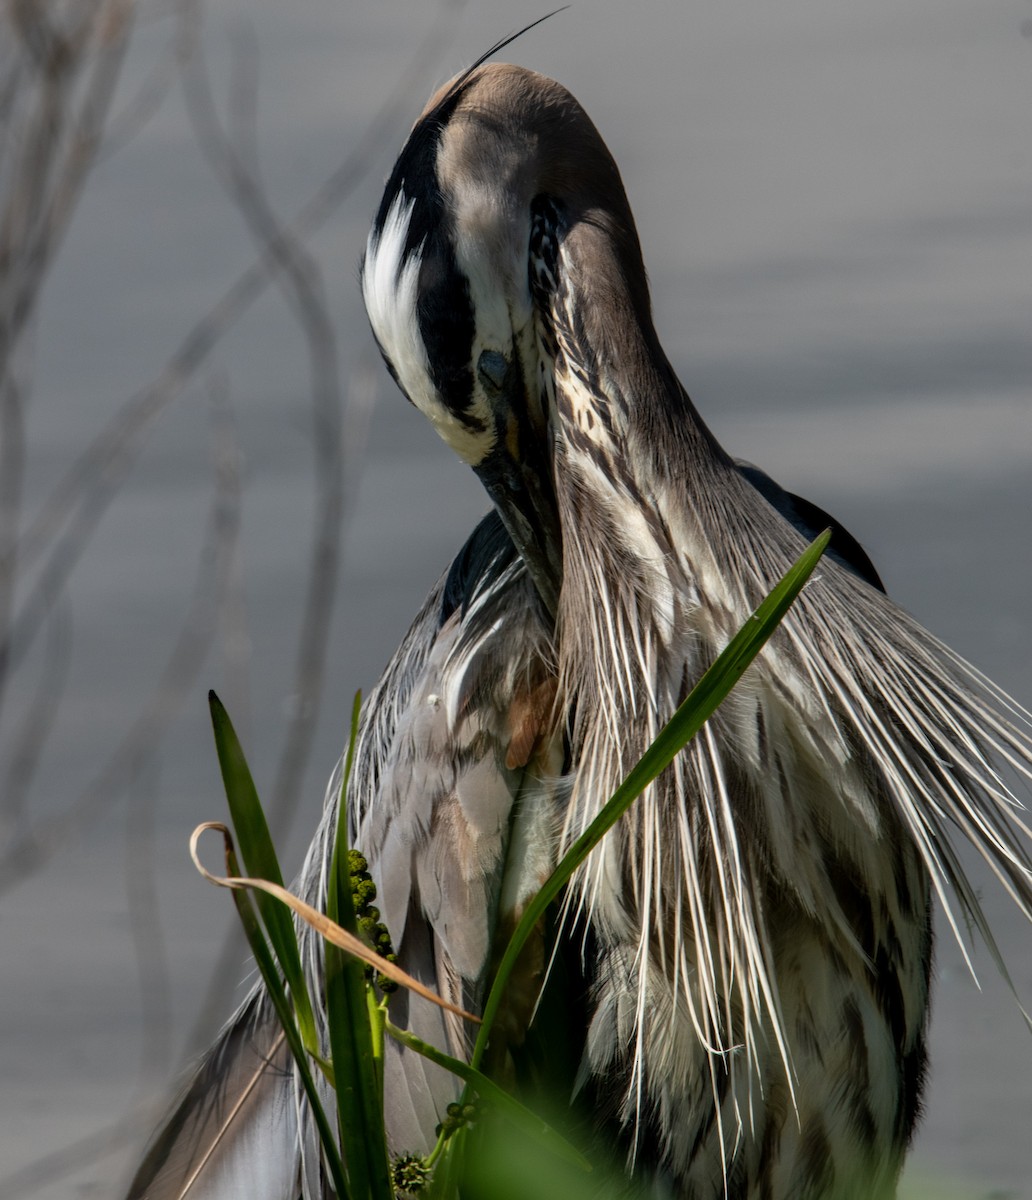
[546,219,746,761]
[548,223,733,536]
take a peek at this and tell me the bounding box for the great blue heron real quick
[128,60,1032,1200]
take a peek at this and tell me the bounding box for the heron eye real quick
[477,349,509,395]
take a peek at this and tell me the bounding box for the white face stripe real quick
[362,193,425,403]
[362,191,496,467]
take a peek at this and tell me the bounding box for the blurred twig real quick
[0,1,467,1193]
[0,372,26,730]
[0,595,71,844]
[2,0,466,697]
[0,0,468,881]
[125,755,173,1084]
[0,365,244,893]
[0,0,135,365]
[0,0,134,723]
[182,4,344,839]
[97,7,183,162]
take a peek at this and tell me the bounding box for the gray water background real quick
[1,2,1030,1196]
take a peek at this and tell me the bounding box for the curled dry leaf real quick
[190,822,481,1024]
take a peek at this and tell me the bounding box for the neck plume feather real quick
[542,236,1031,1170]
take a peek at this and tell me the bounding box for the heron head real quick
[362,63,650,617]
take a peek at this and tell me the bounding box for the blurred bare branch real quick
[0,0,467,1192]
[98,8,184,162]
[0,596,71,844]
[0,365,244,894]
[0,0,466,893]
[125,754,173,1084]
[0,0,135,364]
[0,371,26,725]
[0,0,134,727]
[13,0,466,587]
[181,9,345,839]
[226,18,261,183]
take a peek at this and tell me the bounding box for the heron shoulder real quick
[736,460,886,592]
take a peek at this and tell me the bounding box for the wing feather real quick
[344,517,558,1152]
[130,513,555,1195]
[126,997,302,1200]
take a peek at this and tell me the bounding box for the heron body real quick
[128,62,1032,1200]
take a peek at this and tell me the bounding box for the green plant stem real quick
[384,1021,591,1171]
[326,691,393,1200]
